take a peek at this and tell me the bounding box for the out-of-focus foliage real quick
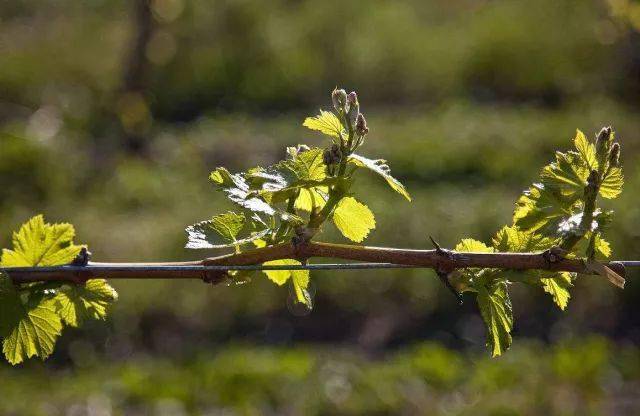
[0,338,638,415]
[0,0,633,123]
[1,0,640,410]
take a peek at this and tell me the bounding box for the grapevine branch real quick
[2,241,630,284]
[0,88,632,364]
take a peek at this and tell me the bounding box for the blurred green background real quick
[2,0,640,414]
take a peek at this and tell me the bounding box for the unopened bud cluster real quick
[356,113,368,136]
[596,126,612,153]
[323,143,342,166]
[594,126,621,169]
[332,87,369,139]
[609,142,620,167]
[332,88,348,114]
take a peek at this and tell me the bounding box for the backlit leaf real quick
[574,129,598,170]
[599,166,623,199]
[540,150,588,199]
[492,225,555,252]
[262,259,311,307]
[54,279,118,327]
[209,167,303,224]
[185,212,270,249]
[455,238,494,253]
[332,197,376,243]
[513,184,576,235]
[248,148,334,204]
[295,187,328,212]
[0,274,62,365]
[540,272,573,310]
[1,215,81,267]
[348,154,411,201]
[303,110,345,139]
[477,281,513,357]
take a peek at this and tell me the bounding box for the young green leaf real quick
[248,148,335,204]
[185,212,270,249]
[262,259,311,307]
[513,185,576,235]
[54,279,118,327]
[492,226,571,309]
[262,259,297,285]
[210,167,278,216]
[0,215,117,365]
[540,272,573,310]
[476,281,513,357]
[348,154,411,201]
[291,269,311,307]
[303,110,345,139]
[332,197,376,243]
[574,129,598,170]
[295,187,328,212]
[492,225,555,252]
[595,234,611,257]
[540,150,588,199]
[0,274,62,365]
[209,167,303,225]
[1,215,82,267]
[599,166,623,199]
[455,238,494,253]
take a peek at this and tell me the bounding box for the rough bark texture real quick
[3,241,626,284]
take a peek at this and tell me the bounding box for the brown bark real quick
[3,241,626,284]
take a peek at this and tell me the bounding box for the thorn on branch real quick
[435,270,464,305]
[430,236,463,304]
[429,236,444,254]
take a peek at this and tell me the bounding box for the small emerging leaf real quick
[599,167,623,199]
[574,129,598,170]
[303,110,345,139]
[455,238,494,253]
[262,259,311,307]
[295,187,328,212]
[595,235,611,258]
[332,197,376,243]
[0,215,116,365]
[540,272,573,310]
[262,259,298,285]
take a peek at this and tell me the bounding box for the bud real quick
[587,169,599,188]
[323,143,342,166]
[346,91,359,128]
[609,142,620,167]
[322,149,332,165]
[595,126,612,152]
[347,91,358,106]
[355,113,369,136]
[331,88,348,113]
